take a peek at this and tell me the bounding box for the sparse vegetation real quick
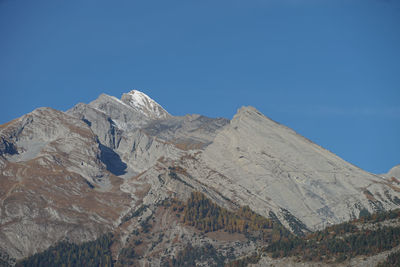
[161,243,226,267]
[0,249,15,267]
[168,167,194,189]
[120,204,148,224]
[117,247,136,266]
[225,253,260,267]
[377,250,400,267]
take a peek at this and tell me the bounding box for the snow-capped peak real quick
[121,90,171,120]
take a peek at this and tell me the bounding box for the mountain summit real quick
[121,90,171,120]
[67,90,171,140]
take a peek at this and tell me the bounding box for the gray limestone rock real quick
[201,106,400,231]
[385,164,400,180]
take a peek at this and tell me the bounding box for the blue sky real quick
[0,0,399,174]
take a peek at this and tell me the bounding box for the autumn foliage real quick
[163,191,292,242]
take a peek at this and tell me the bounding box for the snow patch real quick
[121,90,171,120]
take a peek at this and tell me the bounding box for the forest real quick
[162,191,292,242]
[16,234,114,267]
[265,209,400,263]
[160,243,226,267]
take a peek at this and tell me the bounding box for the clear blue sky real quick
[0,0,399,174]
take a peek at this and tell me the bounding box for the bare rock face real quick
[385,164,400,180]
[143,114,229,147]
[202,106,400,230]
[67,102,123,149]
[0,107,132,260]
[0,107,106,182]
[1,90,399,264]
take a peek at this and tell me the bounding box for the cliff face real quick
[202,106,399,230]
[0,91,399,265]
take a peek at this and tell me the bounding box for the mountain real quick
[201,106,398,230]
[0,90,399,266]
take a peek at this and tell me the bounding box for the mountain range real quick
[0,90,399,266]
